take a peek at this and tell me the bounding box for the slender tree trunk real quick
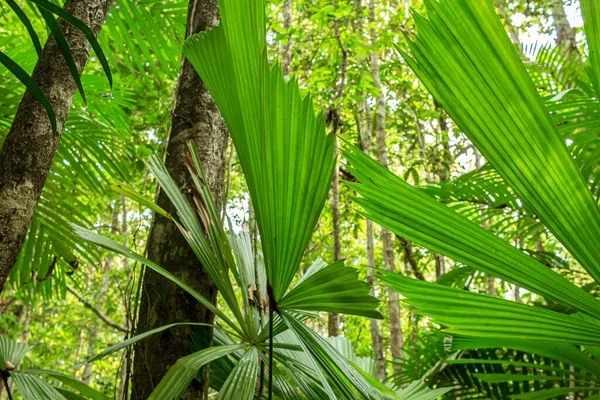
[354,0,385,373]
[434,101,450,278]
[369,0,403,372]
[132,1,228,398]
[328,160,341,337]
[0,0,114,293]
[358,92,386,381]
[327,6,347,338]
[118,195,131,399]
[552,0,578,54]
[82,205,119,384]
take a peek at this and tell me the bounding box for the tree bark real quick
[327,8,347,338]
[552,0,578,54]
[358,91,386,381]
[0,0,114,293]
[369,0,403,373]
[328,159,341,337]
[131,1,227,398]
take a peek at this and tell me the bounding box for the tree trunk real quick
[0,0,114,293]
[131,1,227,398]
[82,205,119,384]
[358,92,386,381]
[328,159,341,337]
[434,101,449,278]
[369,0,403,373]
[552,0,578,54]
[327,8,347,338]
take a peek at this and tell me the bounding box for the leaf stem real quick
[268,284,275,400]
[1,371,13,400]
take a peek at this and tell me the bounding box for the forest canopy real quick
[0,0,599,399]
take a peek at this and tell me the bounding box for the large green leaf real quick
[281,310,381,400]
[10,371,66,400]
[278,260,382,319]
[182,0,335,301]
[77,322,223,366]
[396,379,454,400]
[398,0,600,283]
[217,347,259,400]
[581,0,600,99]
[342,145,600,320]
[377,271,600,346]
[148,344,244,400]
[27,370,109,400]
[0,334,34,370]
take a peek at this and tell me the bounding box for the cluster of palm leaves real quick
[343,0,600,398]
[0,334,109,399]
[6,0,599,397]
[74,0,390,397]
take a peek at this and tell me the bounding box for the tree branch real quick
[66,284,127,333]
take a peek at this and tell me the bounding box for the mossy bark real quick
[131,1,228,398]
[0,0,114,292]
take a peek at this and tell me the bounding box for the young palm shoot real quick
[75,0,383,397]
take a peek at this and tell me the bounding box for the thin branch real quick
[66,284,128,333]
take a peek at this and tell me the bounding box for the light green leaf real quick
[11,371,66,400]
[342,144,600,320]
[377,271,600,346]
[149,344,244,400]
[183,0,335,301]
[278,260,382,319]
[396,379,454,400]
[0,335,34,370]
[217,347,259,400]
[399,0,600,283]
[27,370,109,400]
[78,322,222,366]
[110,182,171,220]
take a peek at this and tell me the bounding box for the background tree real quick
[131,0,227,398]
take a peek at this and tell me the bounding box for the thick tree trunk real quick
[369,0,403,372]
[0,0,114,293]
[131,1,228,399]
